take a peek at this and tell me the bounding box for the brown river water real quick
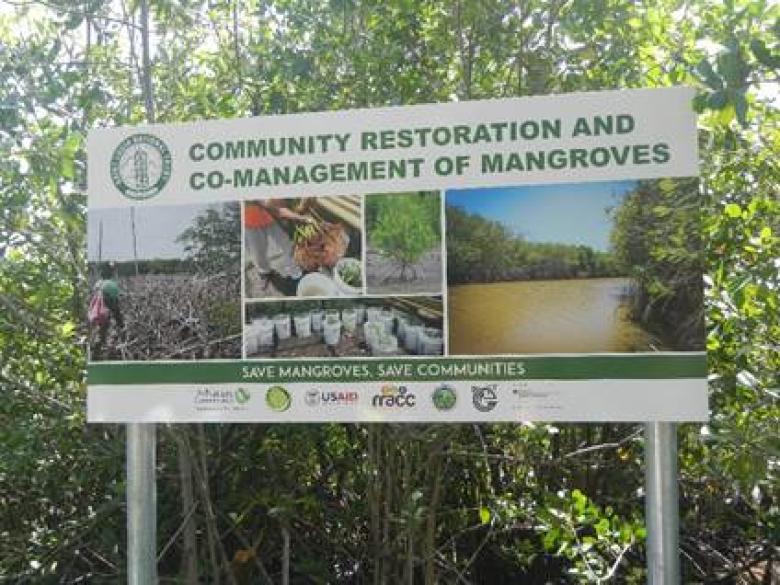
[448,277,655,354]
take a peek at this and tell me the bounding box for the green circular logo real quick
[110,133,171,200]
[266,385,291,412]
[432,385,457,411]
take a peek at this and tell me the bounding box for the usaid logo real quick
[305,390,359,406]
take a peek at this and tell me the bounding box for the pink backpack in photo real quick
[88,289,109,326]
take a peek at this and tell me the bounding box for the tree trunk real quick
[175,428,199,584]
[281,525,291,585]
[140,0,155,124]
[195,425,239,585]
[369,426,382,585]
[424,450,443,585]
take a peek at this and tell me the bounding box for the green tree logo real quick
[110,133,172,200]
[432,385,457,410]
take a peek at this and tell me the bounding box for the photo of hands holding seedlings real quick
[245,297,444,358]
[447,179,703,355]
[87,203,242,361]
[244,196,363,299]
[365,191,443,295]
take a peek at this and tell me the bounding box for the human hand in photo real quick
[277,207,315,224]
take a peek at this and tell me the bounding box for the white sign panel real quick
[86,87,706,423]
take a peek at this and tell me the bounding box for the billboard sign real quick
[86,87,706,422]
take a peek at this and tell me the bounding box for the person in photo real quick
[91,262,124,356]
[244,199,312,291]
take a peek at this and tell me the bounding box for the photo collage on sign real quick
[242,192,446,359]
[86,202,243,362]
[85,178,703,364]
[446,177,704,354]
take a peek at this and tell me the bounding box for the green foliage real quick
[0,0,777,582]
[176,203,241,275]
[610,179,704,350]
[368,192,440,276]
[337,260,362,287]
[537,489,647,583]
[447,206,623,283]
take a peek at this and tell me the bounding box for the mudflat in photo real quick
[446,179,703,354]
[87,203,242,361]
[365,191,443,295]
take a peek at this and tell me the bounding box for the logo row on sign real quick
[191,383,519,413]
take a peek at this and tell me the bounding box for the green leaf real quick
[692,92,709,113]
[479,507,491,525]
[725,203,743,218]
[60,157,74,180]
[735,92,748,127]
[707,90,728,110]
[718,44,750,87]
[696,58,723,90]
[543,527,560,550]
[571,489,588,514]
[595,518,611,538]
[750,39,780,68]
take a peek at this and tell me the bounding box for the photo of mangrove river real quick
[446,179,704,354]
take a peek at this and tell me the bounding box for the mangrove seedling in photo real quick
[371,193,438,281]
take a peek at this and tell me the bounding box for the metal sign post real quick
[127,423,157,583]
[644,422,680,584]
[127,2,157,583]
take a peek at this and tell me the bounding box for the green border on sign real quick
[88,354,706,385]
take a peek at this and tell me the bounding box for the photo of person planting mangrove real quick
[244,196,363,298]
[87,203,242,361]
[365,191,443,295]
[244,296,444,359]
[446,178,704,354]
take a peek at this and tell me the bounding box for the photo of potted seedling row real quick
[244,297,444,359]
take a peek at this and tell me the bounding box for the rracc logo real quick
[372,385,416,408]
